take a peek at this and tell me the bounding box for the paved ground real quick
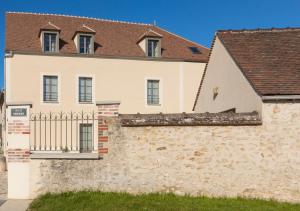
[0,200,32,211]
[0,171,32,211]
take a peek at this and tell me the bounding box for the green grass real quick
[28,191,300,211]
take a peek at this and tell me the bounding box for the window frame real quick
[41,31,59,53]
[76,74,95,104]
[79,123,93,153]
[146,38,161,58]
[147,80,160,105]
[40,73,60,104]
[77,34,94,54]
[145,77,163,107]
[78,77,93,103]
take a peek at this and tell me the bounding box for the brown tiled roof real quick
[5,12,209,62]
[218,28,300,95]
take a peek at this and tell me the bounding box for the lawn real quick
[28,191,300,211]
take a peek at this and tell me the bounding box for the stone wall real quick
[29,103,300,202]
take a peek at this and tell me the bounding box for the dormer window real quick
[43,32,58,53]
[79,35,93,54]
[73,24,96,55]
[137,29,163,58]
[147,39,160,57]
[39,22,60,53]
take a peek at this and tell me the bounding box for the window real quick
[43,76,58,102]
[147,39,159,57]
[43,33,58,53]
[80,124,93,153]
[147,80,160,105]
[79,77,92,103]
[79,35,93,54]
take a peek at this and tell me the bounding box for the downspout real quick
[3,51,13,152]
[179,62,184,112]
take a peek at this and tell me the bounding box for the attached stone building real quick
[194,28,300,114]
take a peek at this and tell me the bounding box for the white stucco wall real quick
[5,54,206,114]
[194,37,262,114]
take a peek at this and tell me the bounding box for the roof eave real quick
[262,95,300,101]
[8,50,208,63]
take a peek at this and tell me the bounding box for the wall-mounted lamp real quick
[213,87,219,100]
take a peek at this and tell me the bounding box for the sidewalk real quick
[0,170,32,211]
[0,200,32,211]
[0,200,5,207]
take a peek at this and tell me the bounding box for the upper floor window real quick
[137,30,162,58]
[79,35,93,54]
[79,77,92,103]
[147,80,160,105]
[147,39,160,57]
[43,75,58,102]
[43,32,58,53]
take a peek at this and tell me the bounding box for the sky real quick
[0,0,299,88]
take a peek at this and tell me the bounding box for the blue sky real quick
[0,0,299,88]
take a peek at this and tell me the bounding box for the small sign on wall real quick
[11,108,27,117]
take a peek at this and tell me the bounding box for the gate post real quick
[96,101,120,157]
[6,104,31,199]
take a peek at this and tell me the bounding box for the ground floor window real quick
[80,124,93,152]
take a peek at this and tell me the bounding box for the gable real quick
[217,28,300,95]
[194,36,262,113]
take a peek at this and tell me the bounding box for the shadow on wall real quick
[0,156,6,172]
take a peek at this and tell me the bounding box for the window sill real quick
[147,104,161,106]
[30,152,99,160]
[146,56,161,59]
[43,51,59,54]
[78,102,94,105]
[43,101,59,104]
[79,53,94,55]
